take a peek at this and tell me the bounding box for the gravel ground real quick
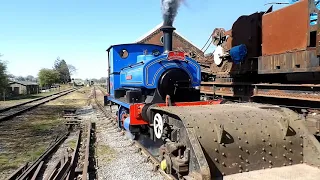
[86,89,165,180]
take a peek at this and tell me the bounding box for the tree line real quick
[38,57,76,88]
[0,54,77,95]
[0,54,8,95]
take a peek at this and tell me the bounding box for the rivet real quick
[269,160,272,164]
[246,150,249,153]
[215,148,218,152]
[269,165,272,168]
[289,162,292,165]
[244,132,247,134]
[283,163,286,166]
[239,165,242,168]
[300,135,303,138]
[262,157,265,160]
[239,146,242,149]
[300,161,303,163]
[267,134,270,137]
[197,126,199,129]
[245,159,249,163]
[289,158,292,161]
[239,170,242,173]
[245,140,248,144]
[222,162,225,166]
[240,123,243,125]
[214,158,218,162]
[214,139,217,142]
[238,136,241,140]
[246,169,249,172]
[239,155,242,159]
[221,143,225,146]
[283,154,286,157]
[262,139,265,142]
[222,172,225,176]
[300,152,303,155]
[262,148,265,151]
[198,136,202,138]
[300,143,303,147]
[283,145,286,149]
[269,152,272,155]
[263,167,265,169]
[235,127,238,130]
[268,143,272,146]
[289,149,292,152]
[212,129,214,132]
[289,141,292,144]
[222,153,225,156]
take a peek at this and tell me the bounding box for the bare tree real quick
[68,64,77,76]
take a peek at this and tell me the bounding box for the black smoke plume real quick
[161,0,182,26]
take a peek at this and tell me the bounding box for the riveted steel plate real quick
[151,103,320,178]
[262,0,309,55]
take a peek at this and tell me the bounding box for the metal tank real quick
[149,103,320,179]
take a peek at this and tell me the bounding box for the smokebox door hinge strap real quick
[214,124,225,144]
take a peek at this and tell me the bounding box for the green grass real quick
[0,146,47,171]
[30,119,62,131]
[68,139,77,148]
[97,144,116,162]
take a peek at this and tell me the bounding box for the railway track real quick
[6,110,96,180]
[93,86,176,180]
[0,88,76,121]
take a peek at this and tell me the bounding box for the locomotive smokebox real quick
[160,25,176,53]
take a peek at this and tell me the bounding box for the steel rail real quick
[133,140,176,180]
[82,122,92,180]
[15,132,69,180]
[93,86,177,180]
[0,88,73,113]
[0,88,77,121]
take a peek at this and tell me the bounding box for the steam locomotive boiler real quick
[105,20,320,179]
[105,26,212,136]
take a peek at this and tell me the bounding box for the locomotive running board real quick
[150,103,320,179]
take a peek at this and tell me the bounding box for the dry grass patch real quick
[0,87,92,179]
[97,144,116,163]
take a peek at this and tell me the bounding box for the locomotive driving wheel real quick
[153,113,164,139]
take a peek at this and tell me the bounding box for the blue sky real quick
[0,0,287,79]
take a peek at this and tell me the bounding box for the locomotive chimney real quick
[160,25,176,53]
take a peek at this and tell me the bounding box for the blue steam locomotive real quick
[105,26,203,137]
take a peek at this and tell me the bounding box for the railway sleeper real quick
[150,103,320,180]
